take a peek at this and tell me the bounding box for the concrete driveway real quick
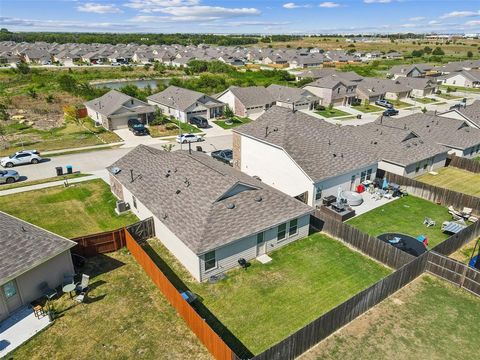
[114,128,168,148]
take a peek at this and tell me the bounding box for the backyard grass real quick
[416,167,480,197]
[315,108,351,118]
[300,274,480,360]
[347,196,450,248]
[149,120,201,138]
[213,116,251,129]
[10,250,211,360]
[0,173,88,191]
[351,103,383,113]
[0,179,138,238]
[148,233,391,355]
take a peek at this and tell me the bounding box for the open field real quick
[213,116,251,129]
[148,233,391,355]
[315,108,351,118]
[0,179,138,238]
[300,274,480,360]
[347,196,450,248]
[416,167,480,197]
[10,250,212,360]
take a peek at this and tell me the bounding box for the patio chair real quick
[62,273,75,286]
[75,274,90,293]
[462,207,473,218]
[38,281,57,300]
[75,290,88,304]
[423,217,436,227]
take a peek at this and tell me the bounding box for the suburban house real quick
[296,69,363,83]
[266,84,319,110]
[387,64,435,79]
[216,86,276,119]
[440,70,480,88]
[303,74,358,106]
[232,106,379,206]
[147,86,225,122]
[439,100,480,130]
[380,113,480,158]
[85,90,155,130]
[394,77,438,97]
[357,78,412,101]
[108,145,312,282]
[0,211,76,322]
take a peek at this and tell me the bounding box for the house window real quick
[337,88,340,94]
[277,223,287,241]
[204,251,216,271]
[3,281,17,299]
[132,196,137,209]
[360,171,367,183]
[366,169,373,181]
[257,232,265,244]
[416,164,420,173]
[315,185,323,200]
[423,161,428,170]
[289,219,298,236]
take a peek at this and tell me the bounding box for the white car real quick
[1,150,42,168]
[176,134,203,144]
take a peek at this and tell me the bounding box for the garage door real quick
[111,117,130,130]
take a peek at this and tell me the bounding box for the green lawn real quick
[440,85,480,93]
[390,99,413,109]
[301,274,480,360]
[11,250,211,360]
[315,108,351,118]
[411,97,438,104]
[148,233,391,355]
[347,196,450,248]
[435,92,462,100]
[0,179,138,238]
[149,120,201,138]
[0,173,88,191]
[451,238,479,264]
[351,103,383,113]
[213,117,251,129]
[416,167,480,197]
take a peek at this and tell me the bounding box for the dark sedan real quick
[128,118,149,136]
[383,108,399,116]
[211,149,233,165]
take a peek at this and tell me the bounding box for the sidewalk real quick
[42,142,124,155]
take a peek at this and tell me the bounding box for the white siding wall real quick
[378,161,406,176]
[147,100,187,122]
[443,74,469,87]
[239,135,315,204]
[86,106,105,124]
[199,214,310,281]
[120,185,201,281]
[217,91,236,114]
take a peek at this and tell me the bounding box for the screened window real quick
[315,185,323,200]
[204,251,216,271]
[3,281,17,299]
[360,171,367,183]
[257,232,265,244]
[366,169,373,181]
[289,219,298,236]
[277,223,287,241]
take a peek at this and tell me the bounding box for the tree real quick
[144,63,152,71]
[411,49,424,57]
[467,51,473,58]
[224,105,234,119]
[423,46,432,54]
[27,87,37,98]
[16,62,30,74]
[432,47,444,56]
[57,74,77,92]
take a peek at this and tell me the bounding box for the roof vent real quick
[226,203,235,209]
[176,189,181,195]
[254,196,263,202]
[111,166,121,175]
[163,213,168,220]
[333,153,337,157]
[165,170,171,178]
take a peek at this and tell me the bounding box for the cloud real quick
[440,10,480,19]
[282,2,311,9]
[0,16,128,30]
[400,23,417,28]
[465,20,480,27]
[149,6,260,21]
[76,2,122,14]
[125,0,199,12]
[408,16,425,21]
[363,0,392,3]
[319,2,340,8]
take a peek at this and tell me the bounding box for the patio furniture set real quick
[448,206,478,223]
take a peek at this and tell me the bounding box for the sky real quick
[1,0,480,35]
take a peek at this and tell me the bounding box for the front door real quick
[256,232,266,256]
[2,280,22,313]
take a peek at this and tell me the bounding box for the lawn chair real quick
[423,217,436,227]
[75,274,90,293]
[462,207,473,219]
[38,281,57,300]
[62,273,75,286]
[75,290,88,304]
[448,206,463,220]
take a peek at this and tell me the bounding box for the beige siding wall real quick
[404,153,447,177]
[217,91,237,115]
[199,214,310,281]
[378,160,406,176]
[0,291,9,321]
[16,251,74,307]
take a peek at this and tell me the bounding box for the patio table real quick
[62,283,76,298]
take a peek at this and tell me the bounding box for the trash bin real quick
[66,165,73,174]
[55,166,63,176]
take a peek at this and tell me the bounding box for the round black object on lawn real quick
[378,233,427,257]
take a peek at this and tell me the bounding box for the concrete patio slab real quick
[257,254,273,264]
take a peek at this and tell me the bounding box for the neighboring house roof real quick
[0,211,76,285]
[440,99,480,129]
[388,63,433,76]
[234,106,378,182]
[147,85,224,112]
[266,84,319,104]
[85,89,154,117]
[108,146,312,254]
[358,78,412,94]
[446,69,480,83]
[394,77,437,90]
[297,69,362,82]
[219,86,275,108]
[304,74,356,90]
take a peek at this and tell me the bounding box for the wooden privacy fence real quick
[432,220,480,256]
[71,218,155,257]
[447,154,480,173]
[427,252,480,297]
[125,230,238,360]
[252,253,429,360]
[384,172,480,216]
[312,212,415,269]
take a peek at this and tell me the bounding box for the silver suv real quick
[0,170,20,184]
[0,150,42,168]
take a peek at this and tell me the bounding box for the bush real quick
[315,104,326,111]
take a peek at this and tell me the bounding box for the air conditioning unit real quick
[116,200,131,214]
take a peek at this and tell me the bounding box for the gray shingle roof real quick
[456,100,480,128]
[223,86,275,108]
[305,74,356,89]
[234,106,378,182]
[0,211,76,285]
[108,146,312,254]
[266,84,319,104]
[147,85,224,112]
[85,89,154,117]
